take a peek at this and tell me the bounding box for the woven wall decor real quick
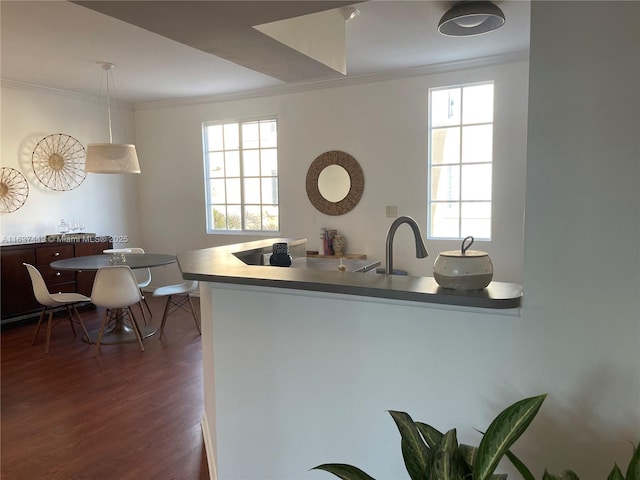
[306,150,364,216]
[0,167,29,213]
[32,133,87,191]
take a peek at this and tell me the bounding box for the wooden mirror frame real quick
[306,150,364,216]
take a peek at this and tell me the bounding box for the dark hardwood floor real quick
[1,296,209,480]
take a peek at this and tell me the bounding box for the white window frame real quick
[203,117,279,234]
[427,81,494,240]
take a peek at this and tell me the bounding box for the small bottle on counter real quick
[338,258,346,272]
[320,228,327,255]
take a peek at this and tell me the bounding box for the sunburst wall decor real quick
[0,167,29,213]
[31,133,87,191]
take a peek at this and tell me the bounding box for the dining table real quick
[50,253,176,345]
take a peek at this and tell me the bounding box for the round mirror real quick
[306,151,364,216]
[318,165,350,202]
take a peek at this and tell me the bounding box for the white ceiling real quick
[0,0,530,105]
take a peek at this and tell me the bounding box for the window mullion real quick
[238,123,246,230]
[457,97,463,238]
[257,138,263,228]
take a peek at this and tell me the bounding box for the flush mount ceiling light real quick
[438,1,506,36]
[85,62,140,174]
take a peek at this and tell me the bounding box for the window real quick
[428,82,494,240]
[203,118,279,233]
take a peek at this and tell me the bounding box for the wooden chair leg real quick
[127,307,145,352]
[32,308,46,345]
[94,310,111,355]
[187,295,201,334]
[160,294,200,338]
[159,295,172,338]
[72,305,91,344]
[142,296,152,317]
[137,301,148,325]
[66,305,77,337]
[45,310,54,354]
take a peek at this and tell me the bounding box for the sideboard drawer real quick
[39,267,75,286]
[46,282,78,294]
[36,244,74,265]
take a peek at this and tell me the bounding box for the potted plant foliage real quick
[312,393,640,480]
[540,443,639,480]
[313,394,547,480]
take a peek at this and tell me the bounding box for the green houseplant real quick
[313,394,547,480]
[312,393,639,480]
[538,442,639,480]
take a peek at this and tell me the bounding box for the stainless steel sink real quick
[289,257,380,273]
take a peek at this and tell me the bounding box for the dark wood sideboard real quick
[1,238,112,323]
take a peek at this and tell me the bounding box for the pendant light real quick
[85,62,140,174]
[438,1,505,37]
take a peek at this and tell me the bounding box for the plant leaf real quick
[431,429,467,480]
[459,444,478,469]
[312,463,377,480]
[608,464,625,480]
[561,470,581,480]
[505,449,536,480]
[389,410,430,480]
[416,422,444,449]
[626,442,640,480]
[473,394,547,480]
[542,470,561,480]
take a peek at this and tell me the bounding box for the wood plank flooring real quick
[1,296,209,480]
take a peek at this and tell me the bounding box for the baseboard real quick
[201,411,217,480]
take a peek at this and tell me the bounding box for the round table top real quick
[51,253,176,271]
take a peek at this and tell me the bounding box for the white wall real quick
[135,61,529,287]
[0,83,142,248]
[521,0,639,473]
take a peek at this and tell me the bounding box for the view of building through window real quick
[428,82,494,240]
[203,118,279,232]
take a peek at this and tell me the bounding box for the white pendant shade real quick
[85,143,140,174]
[85,62,141,174]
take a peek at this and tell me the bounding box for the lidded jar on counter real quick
[433,236,493,290]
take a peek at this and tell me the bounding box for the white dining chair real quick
[152,280,201,338]
[91,265,146,353]
[128,247,153,317]
[103,247,152,322]
[23,263,91,353]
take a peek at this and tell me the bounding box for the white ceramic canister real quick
[433,236,493,290]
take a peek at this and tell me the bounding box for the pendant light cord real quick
[100,62,115,144]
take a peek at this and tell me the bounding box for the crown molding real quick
[0,79,133,109]
[135,50,529,110]
[2,50,528,111]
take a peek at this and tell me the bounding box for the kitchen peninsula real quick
[177,238,522,310]
[177,238,523,480]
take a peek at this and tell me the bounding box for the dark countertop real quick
[177,238,523,309]
[52,253,176,270]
